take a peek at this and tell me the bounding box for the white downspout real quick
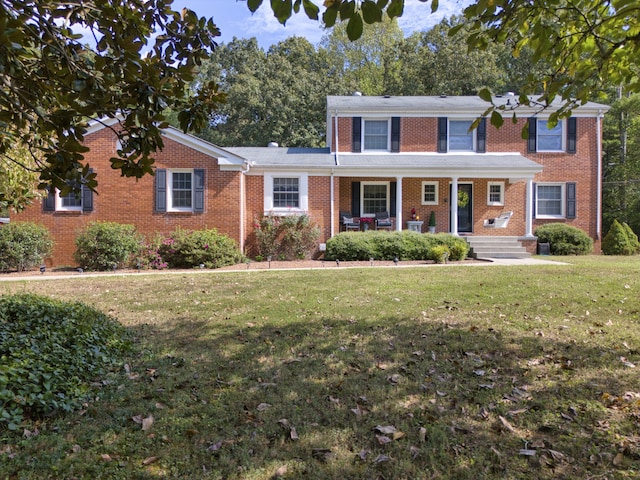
[240,161,250,253]
[332,111,339,238]
[330,171,335,238]
[596,110,603,240]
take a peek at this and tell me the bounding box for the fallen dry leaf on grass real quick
[142,456,159,465]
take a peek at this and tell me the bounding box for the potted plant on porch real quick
[428,211,436,234]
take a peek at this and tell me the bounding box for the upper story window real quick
[438,117,486,153]
[352,117,400,153]
[448,120,475,151]
[537,120,563,152]
[363,120,389,151]
[528,117,576,153]
[263,173,308,214]
[155,168,205,213]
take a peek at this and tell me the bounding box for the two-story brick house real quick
[14,94,608,267]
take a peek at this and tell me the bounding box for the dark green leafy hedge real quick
[74,221,143,270]
[157,227,243,268]
[0,294,131,429]
[534,223,593,255]
[325,231,469,261]
[0,222,53,272]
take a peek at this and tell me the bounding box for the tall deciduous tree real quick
[319,16,404,96]
[197,37,341,147]
[1,0,223,201]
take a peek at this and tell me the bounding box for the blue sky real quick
[172,0,471,48]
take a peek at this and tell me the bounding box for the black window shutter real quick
[82,168,94,212]
[437,117,447,153]
[566,182,576,219]
[193,169,205,212]
[527,118,537,153]
[43,190,55,212]
[391,117,400,152]
[532,182,537,218]
[155,168,167,212]
[352,117,361,153]
[351,182,361,216]
[476,117,486,153]
[567,117,577,153]
[390,182,397,217]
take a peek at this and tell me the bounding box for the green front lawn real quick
[1,256,639,479]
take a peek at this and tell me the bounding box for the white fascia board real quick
[161,128,246,166]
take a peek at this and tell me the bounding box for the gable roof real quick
[327,94,610,117]
[84,116,247,170]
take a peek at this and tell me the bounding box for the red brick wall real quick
[331,115,601,244]
[15,128,243,267]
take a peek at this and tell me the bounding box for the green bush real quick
[74,221,143,270]
[254,214,321,260]
[158,227,243,268]
[428,245,450,263]
[325,231,469,262]
[601,219,639,255]
[534,223,593,255]
[622,222,640,254]
[0,294,131,429]
[0,222,53,272]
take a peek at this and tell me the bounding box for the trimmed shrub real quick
[534,223,593,255]
[0,294,131,429]
[74,222,143,270]
[325,231,470,262]
[0,222,53,272]
[622,222,640,254]
[254,214,321,260]
[158,227,243,268]
[428,245,450,263]
[602,220,638,255]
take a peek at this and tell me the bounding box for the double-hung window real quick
[536,184,564,217]
[421,181,439,205]
[273,177,300,208]
[487,182,505,206]
[56,191,83,211]
[362,182,389,215]
[448,120,474,151]
[263,173,308,214]
[537,120,563,152]
[363,120,389,151]
[155,168,205,213]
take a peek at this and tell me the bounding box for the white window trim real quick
[55,190,82,212]
[536,119,565,152]
[263,173,309,215]
[536,182,565,219]
[487,181,505,206]
[361,181,390,216]
[421,181,439,206]
[448,119,476,152]
[167,169,195,212]
[362,118,391,152]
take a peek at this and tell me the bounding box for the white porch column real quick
[395,176,403,231]
[450,177,459,235]
[330,172,335,238]
[525,178,534,238]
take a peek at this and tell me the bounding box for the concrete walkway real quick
[0,257,567,282]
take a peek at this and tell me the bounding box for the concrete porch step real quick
[465,236,530,259]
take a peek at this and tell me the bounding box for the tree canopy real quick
[0,0,224,203]
[257,0,639,121]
